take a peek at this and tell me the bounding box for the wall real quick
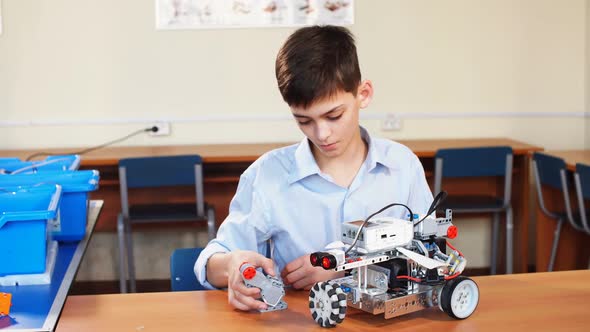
[0,0,586,150]
[0,0,587,281]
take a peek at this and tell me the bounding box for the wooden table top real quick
[0,138,541,165]
[56,270,589,332]
[544,150,590,171]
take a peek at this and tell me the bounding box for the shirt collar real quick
[288,136,320,184]
[362,127,398,171]
[288,126,398,184]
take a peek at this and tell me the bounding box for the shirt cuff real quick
[194,242,230,290]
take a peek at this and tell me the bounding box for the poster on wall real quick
[156,0,354,30]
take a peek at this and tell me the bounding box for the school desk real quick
[535,150,590,272]
[55,270,590,332]
[0,138,542,273]
[0,200,102,332]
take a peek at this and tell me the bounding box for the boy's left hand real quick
[281,254,344,290]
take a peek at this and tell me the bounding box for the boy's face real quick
[290,80,373,160]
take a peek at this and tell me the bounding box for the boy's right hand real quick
[226,250,275,311]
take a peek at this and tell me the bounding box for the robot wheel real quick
[309,281,347,328]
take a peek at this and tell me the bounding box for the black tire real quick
[440,276,479,319]
[309,282,347,328]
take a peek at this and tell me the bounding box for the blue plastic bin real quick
[0,185,62,276]
[0,155,80,175]
[0,170,99,241]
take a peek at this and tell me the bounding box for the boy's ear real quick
[357,80,374,109]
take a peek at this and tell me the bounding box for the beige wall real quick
[0,0,587,150]
[0,0,588,280]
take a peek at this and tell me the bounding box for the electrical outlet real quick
[149,122,171,136]
[381,113,402,131]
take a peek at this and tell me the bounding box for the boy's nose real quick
[316,122,331,141]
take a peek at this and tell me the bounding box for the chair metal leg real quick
[117,213,128,293]
[124,217,137,293]
[490,212,500,275]
[548,218,564,272]
[506,207,514,274]
[207,207,216,241]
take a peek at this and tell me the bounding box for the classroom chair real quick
[532,152,586,272]
[434,146,513,274]
[573,163,590,268]
[170,247,207,291]
[117,155,216,293]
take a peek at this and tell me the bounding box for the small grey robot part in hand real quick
[240,263,288,312]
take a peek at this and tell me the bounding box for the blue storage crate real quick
[0,170,99,241]
[0,185,62,276]
[0,155,80,175]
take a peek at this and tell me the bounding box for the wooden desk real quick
[0,138,539,163]
[536,150,590,272]
[0,138,542,273]
[56,270,590,332]
[542,150,590,171]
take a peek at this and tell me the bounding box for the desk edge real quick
[42,200,103,332]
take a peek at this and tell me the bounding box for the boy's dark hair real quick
[275,25,361,109]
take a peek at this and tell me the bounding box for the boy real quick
[195,25,433,311]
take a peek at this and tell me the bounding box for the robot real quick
[308,193,479,327]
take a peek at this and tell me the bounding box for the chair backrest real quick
[434,146,513,203]
[170,247,206,292]
[532,153,567,190]
[118,155,205,217]
[119,155,202,188]
[575,163,590,200]
[574,163,590,233]
[532,152,571,219]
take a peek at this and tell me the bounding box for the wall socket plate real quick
[149,122,171,136]
[381,113,402,131]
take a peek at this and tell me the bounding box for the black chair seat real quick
[540,209,590,220]
[129,203,207,222]
[437,195,506,211]
[538,209,590,233]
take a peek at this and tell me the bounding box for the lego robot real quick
[308,194,479,327]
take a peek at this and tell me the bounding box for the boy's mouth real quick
[320,142,338,151]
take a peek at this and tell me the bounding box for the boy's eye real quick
[297,120,312,125]
[327,114,343,121]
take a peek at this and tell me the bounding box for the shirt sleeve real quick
[407,154,435,217]
[194,170,272,289]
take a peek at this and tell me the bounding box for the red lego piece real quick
[242,266,257,280]
[447,225,458,239]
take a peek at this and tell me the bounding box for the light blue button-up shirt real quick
[194,127,433,289]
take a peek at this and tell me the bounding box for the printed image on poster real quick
[156,0,354,30]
